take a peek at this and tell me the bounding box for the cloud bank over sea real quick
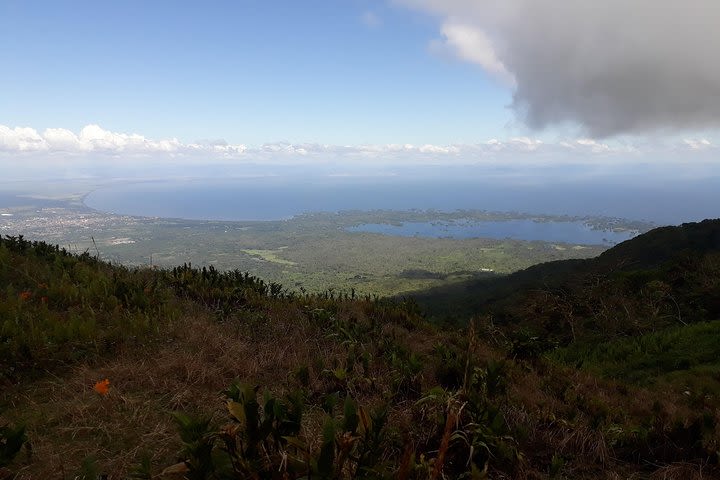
[1,124,715,170]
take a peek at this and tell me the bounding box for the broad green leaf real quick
[343,396,359,434]
[227,401,246,426]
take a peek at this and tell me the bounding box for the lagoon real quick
[346,220,637,245]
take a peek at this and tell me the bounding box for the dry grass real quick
[1,298,445,478]
[1,303,351,478]
[649,462,711,480]
[489,355,720,479]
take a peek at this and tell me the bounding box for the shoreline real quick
[6,183,655,243]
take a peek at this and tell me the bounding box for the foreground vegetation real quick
[1,221,719,478]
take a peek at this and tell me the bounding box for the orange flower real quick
[19,291,32,301]
[94,379,110,395]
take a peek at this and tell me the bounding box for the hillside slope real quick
[414,219,720,334]
[1,233,719,479]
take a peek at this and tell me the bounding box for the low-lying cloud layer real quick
[0,125,247,156]
[0,124,713,166]
[398,0,720,137]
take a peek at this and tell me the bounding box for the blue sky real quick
[0,0,515,146]
[0,0,718,164]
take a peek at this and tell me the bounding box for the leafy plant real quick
[172,412,222,479]
[169,382,394,479]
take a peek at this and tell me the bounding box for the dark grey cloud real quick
[397,0,720,137]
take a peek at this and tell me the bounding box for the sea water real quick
[85,176,718,223]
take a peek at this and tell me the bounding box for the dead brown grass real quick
[649,462,711,480]
[493,354,720,479]
[1,302,353,478]
[1,297,449,478]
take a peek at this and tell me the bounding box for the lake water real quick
[346,220,637,245]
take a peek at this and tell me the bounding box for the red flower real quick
[94,379,110,395]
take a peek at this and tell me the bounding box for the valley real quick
[0,189,650,297]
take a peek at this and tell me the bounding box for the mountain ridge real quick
[412,219,720,331]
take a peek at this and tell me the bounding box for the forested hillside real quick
[415,220,720,337]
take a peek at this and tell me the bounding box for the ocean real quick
[83,175,720,225]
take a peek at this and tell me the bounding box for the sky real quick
[0,0,719,171]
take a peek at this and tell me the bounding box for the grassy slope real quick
[1,233,720,478]
[552,320,720,389]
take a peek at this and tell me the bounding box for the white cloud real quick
[210,144,248,155]
[0,123,715,171]
[77,124,184,153]
[0,125,48,152]
[484,137,543,152]
[571,139,611,153]
[0,124,245,157]
[683,138,713,151]
[419,144,460,154]
[431,22,515,86]
[43,128,85,151]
